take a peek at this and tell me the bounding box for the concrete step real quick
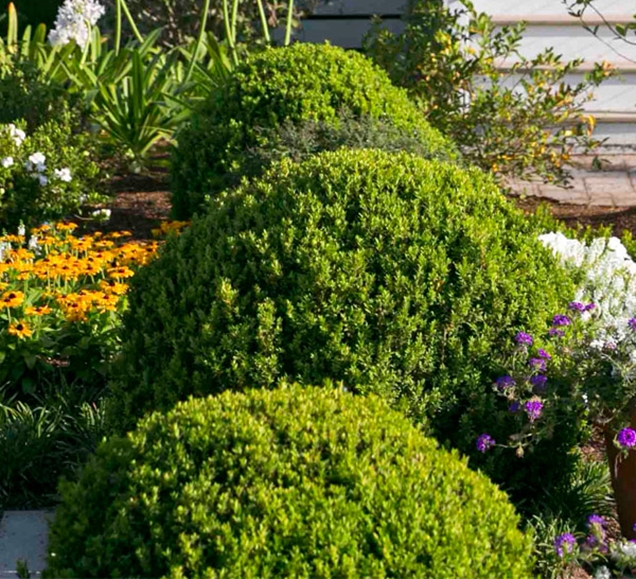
[0,511,53,579]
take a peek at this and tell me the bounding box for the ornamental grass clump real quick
[46,384,535,579]
[111,148,574,483]
[170,42,458,219]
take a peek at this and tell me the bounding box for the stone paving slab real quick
[509,153,636,207]
[0,511,53,578]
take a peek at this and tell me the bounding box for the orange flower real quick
[0,290,24,308]
[55,222,78,232]
[25,305,52,316]
[107,266,134,279]
[8,320,32,338]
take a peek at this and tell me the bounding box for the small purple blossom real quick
[537,348,551,360]
[552,314,571,327]
[617,427,636,449]
[554,533,577,558]
[587,514,606,529]
[629,318,636,332]
[515,331,533,346]
[529,358,547,372]
[495,375,516,390]
[584,303,596,312]
[548,328,565,338]
[476,434,495,453]
[530,374,547,392]
[524,399,544,422]
[508,401,521,413]
[568,301,586,312]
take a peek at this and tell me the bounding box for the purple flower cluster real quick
[476,433,495,453]
[584,514,607,552]
[495,375,515,390]
[548,328,565,338]
[554,533,577,558]
[537,348,551,360]
[568,301,595,313]
[524,399,544,422]
[552,314,571,327]
[530,374,547,392]
[529,357,547,372]
[617,427,636,449]
[515,331,533,346]
[629,318,636,332]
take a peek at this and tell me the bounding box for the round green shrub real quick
[46,385,535,579]
[169,42,458,220]
[111,149,573,448]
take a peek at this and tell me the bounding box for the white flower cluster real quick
[25,152,49,186]
[48,0,105,49]
[1,124,26,168]
[538,232,636,346]
[593,566,611,579]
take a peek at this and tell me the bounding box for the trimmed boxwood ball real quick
[111,149,574,456]
[46,385,535,579]
[169,42,458,220]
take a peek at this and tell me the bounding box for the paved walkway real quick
[509,153,636,207]
[0,511,53,578]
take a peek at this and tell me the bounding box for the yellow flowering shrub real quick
[0,220,187,397]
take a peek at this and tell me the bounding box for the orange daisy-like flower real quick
[8,320,32,338]
[0,290,25,308]
[55,222,78,232]
[107,266,134,279]
[25,305,52,316]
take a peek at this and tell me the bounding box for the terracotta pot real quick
[604,415,636,540]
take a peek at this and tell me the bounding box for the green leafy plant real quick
[363,0,613,186]
[0,118,104,230]
[0,60,86,132]
[47,384,535,578]
[170,42,458,219]
[110,148,576,504]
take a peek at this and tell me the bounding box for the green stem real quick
[114,0,122,54]
[230,0,240,44]
[284,0,295,46]
[256,0,271,44]
[222,0,238,65]
[79,22,91,66]
[184,0,210,84]
[119,0,144,44]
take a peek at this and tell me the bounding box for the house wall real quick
[288,0,636,148]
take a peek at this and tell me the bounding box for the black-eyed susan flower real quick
[1,290,24,308]
[25,305,52,316]
[8,320,32,338]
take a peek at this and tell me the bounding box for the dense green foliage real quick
[112,149,573,458]
[0,61,86,132]
[230,110,461,193]
[170,43,457,219]
[47,385,535,579]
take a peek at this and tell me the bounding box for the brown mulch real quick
[515,195,636,238]
[97,171,636,243]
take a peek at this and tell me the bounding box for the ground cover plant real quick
[169,42,458,219]
[45,384,535,579]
